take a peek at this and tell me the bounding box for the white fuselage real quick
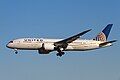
[6,38,112,51]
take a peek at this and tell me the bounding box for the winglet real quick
[77,29,92,37]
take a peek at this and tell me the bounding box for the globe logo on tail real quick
[96,32,106,41]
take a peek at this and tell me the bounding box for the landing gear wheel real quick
[61,52,65,55]
[56,52,65,57]
[14,49,18,54]
[56,53,62,57]
[15,51,18,54]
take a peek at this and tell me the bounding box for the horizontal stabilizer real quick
[99,40,117,47]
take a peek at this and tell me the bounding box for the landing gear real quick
[14,49,18,54]
[56,52,65,57]
[55,47,65,57]
[15,51,18,54]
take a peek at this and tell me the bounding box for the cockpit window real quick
[9,41,13,43]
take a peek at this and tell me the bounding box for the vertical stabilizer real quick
[94,24,113,41]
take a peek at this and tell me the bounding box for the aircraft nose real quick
[6,43,10,48]
[6,40,14,48]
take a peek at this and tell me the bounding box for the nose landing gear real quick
[14,49,18,54]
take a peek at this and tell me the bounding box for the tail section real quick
[94,24,113,41]
[99,40,117,47]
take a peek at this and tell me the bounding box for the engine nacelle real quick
[43,43,55,50]
[38,43,55,54]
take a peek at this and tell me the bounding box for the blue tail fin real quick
[94,24,113,41]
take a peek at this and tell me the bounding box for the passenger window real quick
[40,39,43,42]
[24,39,27,41]
[28,39,31,41]
[37,39,39,41]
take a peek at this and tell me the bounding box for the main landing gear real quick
[55,47,65,57]
[56,52,65,57]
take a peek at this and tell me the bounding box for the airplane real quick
[6,24,117,57]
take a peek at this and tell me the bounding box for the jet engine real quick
[38,43,55,54]
[43,43,55,50]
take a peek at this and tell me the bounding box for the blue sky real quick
[0,0,120,80]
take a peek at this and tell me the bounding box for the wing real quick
[54,29,92,49]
